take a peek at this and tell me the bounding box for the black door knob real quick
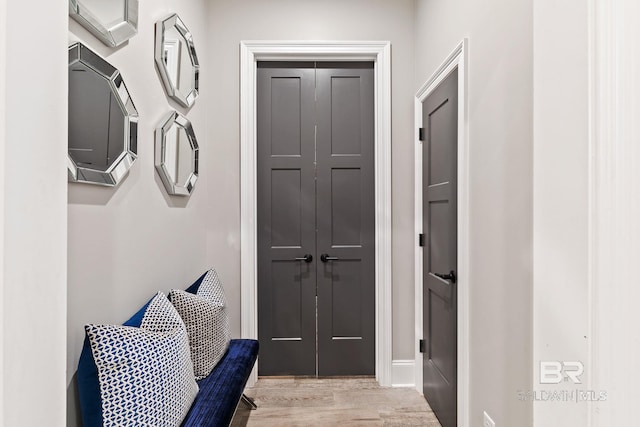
[295,254,313,263]
[434,270,456,284]
[320,254,339,263]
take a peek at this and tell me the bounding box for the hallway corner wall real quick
[533,0,590,426]
[3,0,68,425]
[414,0,534,425]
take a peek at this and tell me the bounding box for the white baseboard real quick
[247,361,415,388]
[391,359,416,388]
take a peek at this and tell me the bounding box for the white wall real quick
[532,1,589,426]
[205,0,417,360]
[414,0,534,426]
[2,0,68,426]
[66,0,211,424]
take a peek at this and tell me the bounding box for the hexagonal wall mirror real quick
[155,111,199,196]
[68,42,138,187]
[155,14,200,108]
[69,0,139,47]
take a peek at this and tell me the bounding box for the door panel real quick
[428,200,452,274]
[316,64,375,376]
[257,63,316,376]
[270,169,302,247]
[270,78,303,156]
[330,76,362,155]
[422,69,458,427]
[331,168,362,246]
[330,259,363,338]
[270,260,304,339]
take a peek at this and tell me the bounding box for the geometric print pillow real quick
[168,268,231,380]
[169,290,230,379]
[84,292,199,427]
[195,269,231,365]
[196,268,227,304]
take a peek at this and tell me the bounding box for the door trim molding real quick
[240,40,392,386]
[414,39,469,427]
[588,0,627,424]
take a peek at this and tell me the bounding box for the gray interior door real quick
[257,63,317,375]
[422,69,458,427]
[316,64,375,376]
[257,62,375,377]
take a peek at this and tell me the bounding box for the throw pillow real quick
[169,290,229,379]
[82,292,198,427]
[169,268,231,379]
[196,268,227,304]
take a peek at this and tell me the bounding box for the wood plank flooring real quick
[231,378,442,426]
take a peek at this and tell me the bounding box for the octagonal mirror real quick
[156,111,199,196]
[155,14,200,108]
[69,0,139,47]
[68,42,138,187]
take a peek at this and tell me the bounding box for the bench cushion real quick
[181,339,259,427]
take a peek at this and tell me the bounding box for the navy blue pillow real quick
[185,271,207,294]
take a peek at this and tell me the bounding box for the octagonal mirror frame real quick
[68,42,138,187]
[155,111,199,196]
[155,14,200,108]
[69,0,139,47]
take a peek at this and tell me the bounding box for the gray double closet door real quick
[257,62,375,376]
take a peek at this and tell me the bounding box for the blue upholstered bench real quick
[181,339,258,426]
[77,271,259,427]
[181,272,259,427]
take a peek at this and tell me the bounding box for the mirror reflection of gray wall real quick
[68,43,138,187]
[155,111,199,196]
[164,125,194,186]
[155,14,199,108]
[69,63,124,171]
[69,0,139,47]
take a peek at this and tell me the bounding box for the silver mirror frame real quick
[68,43,138,187]
[155,14,200,108]
[155,111,199,196]
[69,0,139,47]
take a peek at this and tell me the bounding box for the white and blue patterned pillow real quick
[85,292,199,427]
[197,269,227,304]
[169,269,231,380]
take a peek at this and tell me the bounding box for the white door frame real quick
[588,0,640,424]
[414,39,469,426]
[0,1,6,414]
[240,41,392,386]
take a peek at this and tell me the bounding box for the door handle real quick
[320,254,339,263]
[434,270,456,284]
[295,254,313,263]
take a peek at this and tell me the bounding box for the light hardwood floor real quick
[231,378,442,426]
